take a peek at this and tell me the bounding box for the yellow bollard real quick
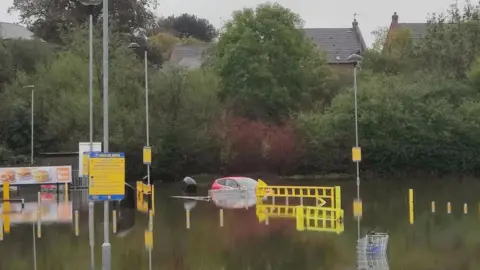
[3,202,10,233]
[112,210,117,233]
[431,201,435,213]
[219,209,224,227]
[186,210,190,229]
[37,192,41,238]
[335,186,341,209]
[447,202,451,214]
[74,210,79,236]
[295,206,305,231]
[464,203,468,214]
[3,182,9,201]
[408,189,414,224]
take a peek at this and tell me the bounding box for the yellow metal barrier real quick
[299,205,344,234]
[136,181,154,215]
[255,180,341,209]
[256,202,344,234]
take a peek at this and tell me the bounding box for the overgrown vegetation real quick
[2,2,480,179]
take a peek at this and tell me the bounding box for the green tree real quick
[156,13,218,42]
[149,67,222,180]
[213,3,332,122]
[0,38,53,89]
[10,0,158,43]
[362,26,413,75]
[414,1,480,78]
[297,71,480,173]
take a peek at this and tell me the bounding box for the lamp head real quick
[79,0,102,6]
[128,42,141,49]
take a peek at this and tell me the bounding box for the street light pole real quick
[101,0,111,267]
[23,85,35,165]
[144,49,150,188]
[78,2,102,269]
[346,53,363,199]
[31,88,34,165]
[353,63,360,199]
[347,53,363,243]
[127,38,150,189]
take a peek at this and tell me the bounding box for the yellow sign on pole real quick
[82,152,89,177]
[353,198,363,218]
[352,147,362,162]
[88,152,125,201]
[145,230,153,249]
[143,146,151,165]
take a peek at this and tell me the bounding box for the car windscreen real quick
[237,178,258,188]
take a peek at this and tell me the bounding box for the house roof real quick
[169,44,210,69]
[168,23,366,67]
[396,23,427,43]
[303,27,366,64]
[389,13,427,44]
[0,22,35,40]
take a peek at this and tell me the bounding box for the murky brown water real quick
[1,179,480,270]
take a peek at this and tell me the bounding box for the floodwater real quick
[1,179,480,270]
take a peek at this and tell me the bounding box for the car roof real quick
[216,177,256,182]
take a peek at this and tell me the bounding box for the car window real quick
[217,179,226,185]
[237,178,258,188]
[225,179,239,188]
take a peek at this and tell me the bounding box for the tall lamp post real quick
[100,0,111,267]
[346,53,363,243]
[78,1,101,269]
[128,38,151,192]
[346,53,363,197]
[22,85,35,165]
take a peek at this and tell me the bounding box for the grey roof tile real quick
[397,23,427,43]
[169,44,210,68]
[0,22,35,40]
[303,28,364,63]
[168,27,365,67]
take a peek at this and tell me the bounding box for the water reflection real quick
[1,181,480,269]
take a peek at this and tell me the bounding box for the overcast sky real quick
[0,0,459,46]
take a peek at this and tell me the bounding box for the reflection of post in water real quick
[115,185,136,237]
[219,208,224,227]
[37,192,42,238]
[184,200,197,230]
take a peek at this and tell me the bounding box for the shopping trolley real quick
[357,231,389,270]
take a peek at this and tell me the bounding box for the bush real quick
[218,116,302,174]
[297,71,480,173]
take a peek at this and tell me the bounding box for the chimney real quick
[352,18,358,29]
[392,12,399,26]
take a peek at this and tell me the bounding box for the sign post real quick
[88,152,125,270]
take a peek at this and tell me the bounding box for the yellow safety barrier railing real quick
[255,179,341,209]
[296,205,344,234]
[255,202,344,234]
[136,181,155,215]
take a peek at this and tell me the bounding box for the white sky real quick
[0,0,458,46]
